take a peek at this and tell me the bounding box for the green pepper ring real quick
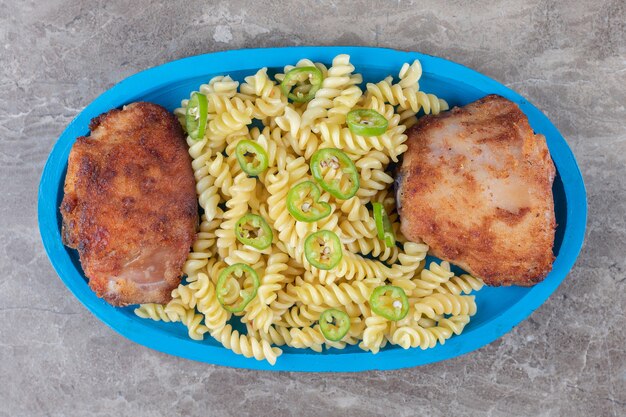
[236,140,269,176]
[319,309,351,341]
[216,263,260,313]
[310,148,360,200]
[185,92,208,140]
[280,66,324,103]
[369,285,409,321]
[235,213,273,250]
[304,230,343,270]
[286,181,332,222]
[347,109,388,137]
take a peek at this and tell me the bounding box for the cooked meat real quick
[397,94,556,286]
[60,102,197,306]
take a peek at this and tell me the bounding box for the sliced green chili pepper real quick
[369,285,409,321]
[372,202,396,247]
[286,181,332,222]
[310,148,359,200]
[304,230,342,270]
[236,140,269,176]
[216,263,259,313]
[319,309,350,341]
[235,213,273,250]
[347,109,388,137]
[280,66,324,103]
[185,92,208,140]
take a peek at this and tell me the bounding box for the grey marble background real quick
[1,0,624,416]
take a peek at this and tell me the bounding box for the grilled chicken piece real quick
[60,102,197,306]
[397,95,556,286]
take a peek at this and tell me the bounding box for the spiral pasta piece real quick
[174,102,188,127]
[411,261,456,298]
[337,217,370,244]
[356,170,395,202]
[188,271,230,331]
[210,324,282,365]
[423,315,471,346]
[276,303,325,328]
[185,138,221,221]
[392,242,429,281]
[255,133,289,174]
[241,68,274,98]
[438,315,471,336]
[365,75,448,115]
[398,60,423,89]
[337,198,377,247]
[240,68,287,117]
[205,257,226,284]
[289,279,380,307]
[199,75,240,97]
[241,297,275,333]
[318,121,386,156]
[134,303,175,322]
[354,151,391,181]
[359,315,389,354]
[324,250,401,282]
[289,325,327,352]
[248,324,293,347]
[301,54,360,130]
[171,284,197,310]
[269,286,299,318]
[417,316,441,328]
[164,298,209,341]
[284,257,306,278]
[390,324,438,350]
[339,196,375,227]
[182,214,221,279]
[252,125,293,154]
[435,273,485,295]
[366,97,410,162]
[215,173,256,259]
[173,76,239,122]
[412,293,477,321]
[204,94,255,117]
[205,107,253,151]
[275,106,322,159]
[224,244,265,268]
[346,236,400,264]
[256,252,290,305]
[324,84,363,126]
[205,150,234,198]
[265,157,309,255]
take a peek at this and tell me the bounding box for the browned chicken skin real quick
[397,95,556,286]
[60,102,197,306]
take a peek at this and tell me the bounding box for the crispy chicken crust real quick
[60,102,197,306]
[397,95,556,286]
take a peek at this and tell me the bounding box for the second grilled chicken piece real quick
[397,95,556,286]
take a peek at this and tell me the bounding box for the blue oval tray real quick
[38,46,587,371]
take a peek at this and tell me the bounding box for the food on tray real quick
[133,54,485,366]
[60,102,197,306]
[397,95,556,286]
[61,53,555,366]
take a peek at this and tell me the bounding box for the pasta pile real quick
[134,54,483,365]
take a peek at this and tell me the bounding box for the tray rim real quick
[37,46,587,372]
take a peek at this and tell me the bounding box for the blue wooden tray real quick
[38,46,587,371]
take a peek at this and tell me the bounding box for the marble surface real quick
[1,0,625,416]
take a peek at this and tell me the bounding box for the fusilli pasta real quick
[134,54,482,365]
